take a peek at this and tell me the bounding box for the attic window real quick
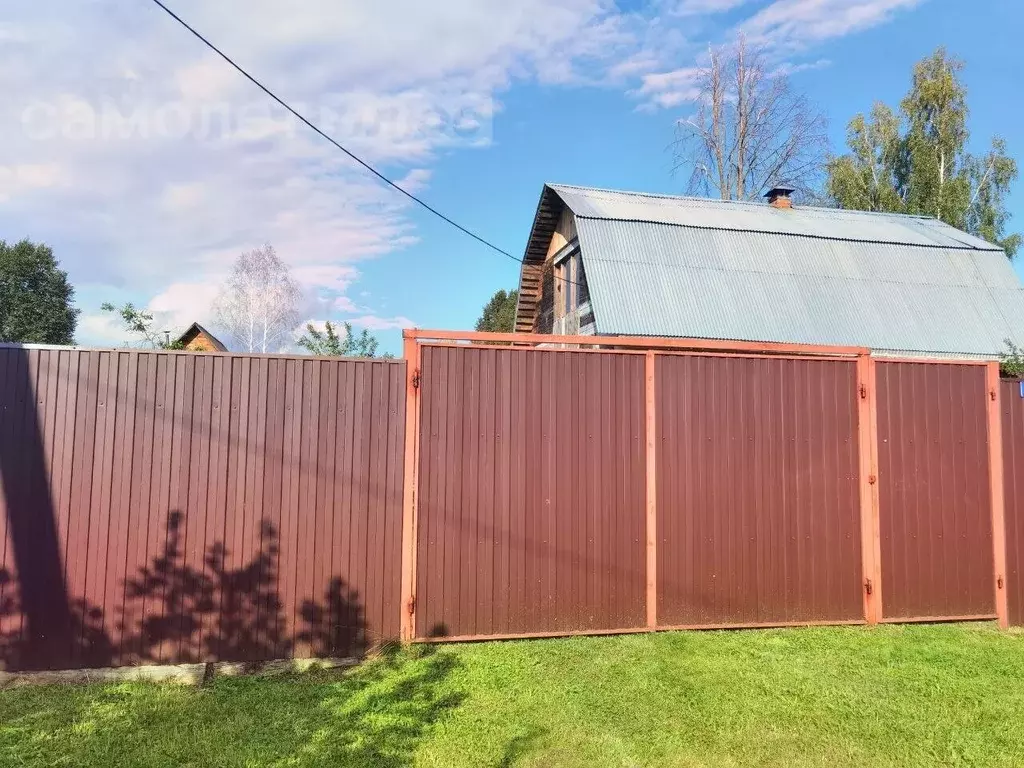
[560,250,579,315]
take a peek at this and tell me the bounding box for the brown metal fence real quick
[1001,379,1024,626]
[0,347,405,671]
[1,332,1020,670]
[874,361,996,621]
[655,354,864,627]
[414,345,646,639]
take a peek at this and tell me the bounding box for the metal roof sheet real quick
[576,217,1024,357]
[551,184,1001,251]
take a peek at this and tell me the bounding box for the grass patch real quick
[2,623,1023,766]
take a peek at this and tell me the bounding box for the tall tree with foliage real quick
[0,239,78,344]
[475,289,519,333]
[296,321,390,358]
[827,48,1020,257]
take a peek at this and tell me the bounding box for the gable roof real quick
[176,322,228,351]
[527,183,1024,358]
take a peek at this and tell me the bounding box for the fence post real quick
[986,362,1009,629]
[857,354,883,624]
[645,351,658,629]
[400,335,421,642]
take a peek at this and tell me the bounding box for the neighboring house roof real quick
[522,183,1024,358]
[175,322,228,352]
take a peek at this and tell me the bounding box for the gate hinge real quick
[859,384,868,400]
[864,578,873,596]
[411,369,421,389]
[868,474,877,485]
[407,595,416,615]
[990,388,997,401]
[998,575,1005,590]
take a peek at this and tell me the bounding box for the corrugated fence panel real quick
[876,362,994,620]
[0,348,405,671]
[656,354,864,626]
[1001,379,1024,626]
[415,345,646,639]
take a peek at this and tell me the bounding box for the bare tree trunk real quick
[735,38,748,200]
[937,149,946,220]
[710,48,726,199]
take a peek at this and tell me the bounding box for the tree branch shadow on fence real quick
[1,509,378,671]
[119,510,370,666]
[2,509,467,765]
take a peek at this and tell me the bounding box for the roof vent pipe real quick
[766,185,795,209]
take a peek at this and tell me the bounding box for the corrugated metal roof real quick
[551,184,1001,251]
[556,184,1024,357]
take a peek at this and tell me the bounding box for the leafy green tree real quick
[1000,339,1024,378]
[966,138,1022,256]
[101,302,187,349]
[475,289,519,333]
[826,48,1019,257]
[296,321,390,358]
[825,104,904,214]
[0,239,78,344]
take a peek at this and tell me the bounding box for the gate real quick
[412,345,647,639]
[401,331,891,641]
[655,353,865,627]
[874,361,998,621]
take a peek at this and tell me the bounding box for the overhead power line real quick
[146,0,587,291]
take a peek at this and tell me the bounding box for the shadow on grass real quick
[289,644,466,767]
[0,644,466,768]
[498,724,546,767]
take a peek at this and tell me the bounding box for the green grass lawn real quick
[2,623,1023,767]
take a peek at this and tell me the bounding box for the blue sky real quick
[1,0,1020,355]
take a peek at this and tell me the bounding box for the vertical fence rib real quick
[987,362,1009,628]
[857,355,882,623]
[400,337,421,641]
[645,351,657,628]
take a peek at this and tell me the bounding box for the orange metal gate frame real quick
[398,330,1010,642]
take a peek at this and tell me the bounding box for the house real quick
[175,322,228,352]
[513,184,1024,358]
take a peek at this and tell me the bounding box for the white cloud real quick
[0,164,68,202]
[771,58,833,77]
[146,280,222,336]
[160,182,206,213]
[333,296,362,313]
[672,0,750,16]
[1,0,645,347]
[174,57,243,102]
[741,0,924,49]
[348,314,416,331]
[633,67,703,110]
[77,311,128,347]
[0,0,924,347]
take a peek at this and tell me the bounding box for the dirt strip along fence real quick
[0,332,1018,670]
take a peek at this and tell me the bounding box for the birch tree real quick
[827,48,1020,257]
[214,245,301,353]
[673,36,828,200]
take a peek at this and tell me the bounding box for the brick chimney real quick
[766,185,795,209]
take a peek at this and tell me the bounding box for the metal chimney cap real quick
[765,185,796,198]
